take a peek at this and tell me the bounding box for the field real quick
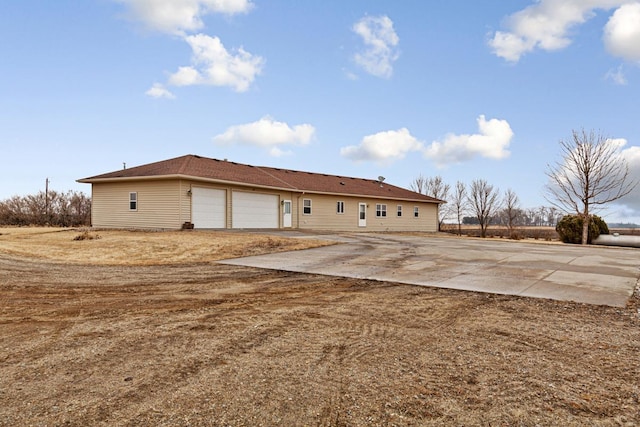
[1,228,639,426]
[440,224,640,240]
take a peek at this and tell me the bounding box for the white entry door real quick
[283,200,292,227]
[358,203,367,227]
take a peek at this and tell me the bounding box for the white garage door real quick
[232,192,279,229]
[192,187,226,228]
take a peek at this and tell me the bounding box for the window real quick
[376,203,387,217]
[129,192,137,211]
[414,207,419,218]
[397,205,403,217]
[336,201,345,214]
[303,198,312,215]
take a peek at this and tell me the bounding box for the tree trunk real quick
[581,212,589,245]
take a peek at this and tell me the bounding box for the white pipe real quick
[593,234,640,248]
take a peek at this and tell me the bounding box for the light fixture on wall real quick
[187,189,192,197]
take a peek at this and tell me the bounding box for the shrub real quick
[555,214,608,244]
[0,190,91,226]
[73,230,100,241]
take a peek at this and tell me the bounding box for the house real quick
[77,154,444,231]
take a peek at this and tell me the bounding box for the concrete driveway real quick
[219,233,640,307]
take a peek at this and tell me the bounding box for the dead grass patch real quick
[73,229,101,241]
[0,227,332,266]
[441,224,559,241]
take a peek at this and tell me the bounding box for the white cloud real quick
[340,128,424,164]
[117,0,253,34]
[168,34,264,92]
[343,69,359,81]
[604,3,640,62]
[605,140,640,218]
[268,147,293,158]
[607,137,630,149]
[620,142,640,199]
[352,15,400,78]
[605,65,628,84]
[213,116,315,156]
[341,117,514,167]
[145,82,176,99]
[489,1,632,63]
[423,115,514,167]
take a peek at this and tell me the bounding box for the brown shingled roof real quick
[78,154,443,204]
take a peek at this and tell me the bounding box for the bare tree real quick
[425,176,450,227]
[467,179,501,238]
[450,181,467,235]
[0,190,91,226]
[411,175,451,227]
[424,176,450,200]
[410,174,427,194]
[545,129,638,244]
[546,206,561,227]
[503,188,520,238]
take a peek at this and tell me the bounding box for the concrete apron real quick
[219,233,640,307]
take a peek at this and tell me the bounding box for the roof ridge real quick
[177,154,195,175]
[255,166,299,190]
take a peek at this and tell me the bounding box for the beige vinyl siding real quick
[90,178,436,231]
[91,180,184,229]
[296,194,438,232]
[179,180,191,226]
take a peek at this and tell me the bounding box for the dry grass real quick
[0,227,332,266]
[1,257,639,426]
[441,224,640,241]
[2,227,639,425]
[441,224,559,241]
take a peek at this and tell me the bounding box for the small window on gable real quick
[397,205,403,217]
[376,203,387,217]
[303,199,312,215]
[129,192,137,211]
[414,206,419,218]
[336,201,345,214]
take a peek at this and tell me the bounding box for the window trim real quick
[129,192,138,211]
[397,205,403,217]
[376,203,387,218]
[336,201,345,214]
[414,206,419,218]
[303,198,312,215]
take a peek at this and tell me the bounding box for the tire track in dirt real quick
[2,252,640,426]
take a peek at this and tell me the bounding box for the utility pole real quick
[45,177,49,223]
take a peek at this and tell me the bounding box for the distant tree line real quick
[411,175,563,237]
[463,206,564,227]
[0,190,91,226]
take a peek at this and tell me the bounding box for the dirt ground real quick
[1,230,639,426]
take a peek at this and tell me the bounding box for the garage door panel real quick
[232,192,278,229]
[192,187,225,228]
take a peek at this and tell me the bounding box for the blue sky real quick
[2,0,640,223]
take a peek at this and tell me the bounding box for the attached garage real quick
[191,187,226,229]
[232,191,278,229]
